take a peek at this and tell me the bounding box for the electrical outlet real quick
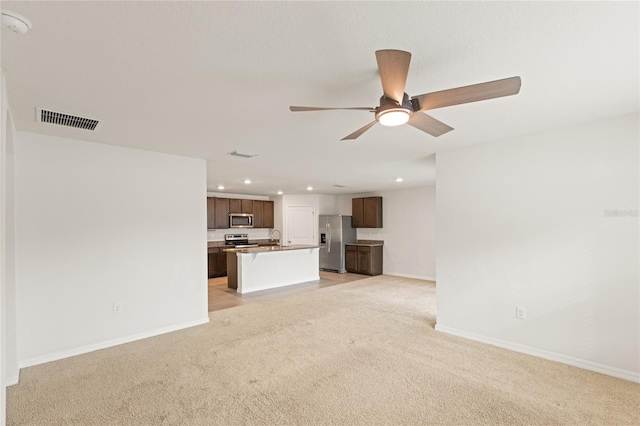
[113,302,123,314]
[516,306,527,320]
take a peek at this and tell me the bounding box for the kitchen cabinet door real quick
[206,198,216,229]
[263,201,274,228]
[362,245,383,275]
[352,198,364,228]
[345,245,358,273]
[241,199,253,214]
[253,200,264,228]
[216,250,227,276]
[229,199,242,213]
[363,197,383,228]
[357,246,370,274]
[214,198,229,229]
[208,247,228,278]
[208,248,219,278]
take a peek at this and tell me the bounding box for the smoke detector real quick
[1,10,32,34]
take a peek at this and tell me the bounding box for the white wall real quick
[1,71,20,426]
[436,114,639,382]
[2,110,17,388]
[273,195,284,237]
[338,186,437,281]
[281,194,321,245]
[15,132,209,367]
[318,195,338,215]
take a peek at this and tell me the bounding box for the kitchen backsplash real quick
[356,229,384,240]
[207,228,273,242]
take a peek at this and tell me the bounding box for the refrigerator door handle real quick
[327,223,331,252]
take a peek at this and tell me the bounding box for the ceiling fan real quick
[290,50,521,140]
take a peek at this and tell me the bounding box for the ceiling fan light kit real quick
[377,108,412,126]
[290,49,521,140]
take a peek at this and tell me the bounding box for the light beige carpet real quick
[7,276,640,425]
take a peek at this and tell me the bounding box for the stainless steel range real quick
[224,234,258,248]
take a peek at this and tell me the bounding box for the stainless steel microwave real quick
[229,213,253,228]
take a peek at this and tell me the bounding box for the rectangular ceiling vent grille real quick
[333,184,347,188]
[229,150,257,159]
[36,108,103,131]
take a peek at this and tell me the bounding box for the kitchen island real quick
[225,245,320,294]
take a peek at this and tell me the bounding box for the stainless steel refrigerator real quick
[319,215,356,273]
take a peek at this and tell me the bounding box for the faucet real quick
[270,229,282,247]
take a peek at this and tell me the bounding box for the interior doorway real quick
[285,205,315,245]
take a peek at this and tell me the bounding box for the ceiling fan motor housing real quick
[378,93,413,110]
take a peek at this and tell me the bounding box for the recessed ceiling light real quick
[307,186,313,191]
[217,185,225,190]
[277,191,283,195]
[244,179,251,184]
[395,177,404,182]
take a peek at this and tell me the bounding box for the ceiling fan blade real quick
[375,50,411,105]
[341,121,378,140]
[412,76,522,111]
[408,113,453,137]
[290,106,374,112]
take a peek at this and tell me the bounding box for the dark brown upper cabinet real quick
[208,197,275,229]
[263,200,274,228]
[352,196,383,228]
[352,198,364,228]
[253,200,264,228]
[252,200,274,229]
[229,199,242,213]
[206,198,216,229]
[241,199,253,214]
[214,198,230,229]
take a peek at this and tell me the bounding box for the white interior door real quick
[286,206,315,246]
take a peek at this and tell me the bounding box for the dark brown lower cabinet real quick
[345,246,358,272]
[345,244,383,276]
[227,252,237,289]
[207,247,227,278]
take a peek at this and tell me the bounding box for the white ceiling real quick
[1,1,638,196]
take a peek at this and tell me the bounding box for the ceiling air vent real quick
[333,184,347,188]
[229,150,257,159]
[36,108,103,131]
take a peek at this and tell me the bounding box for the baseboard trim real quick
[435,324,640,383]
[19,317,210,369]
[386,272,436,282]
[5,374,19,386]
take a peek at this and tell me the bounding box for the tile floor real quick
[208,270,367,312]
